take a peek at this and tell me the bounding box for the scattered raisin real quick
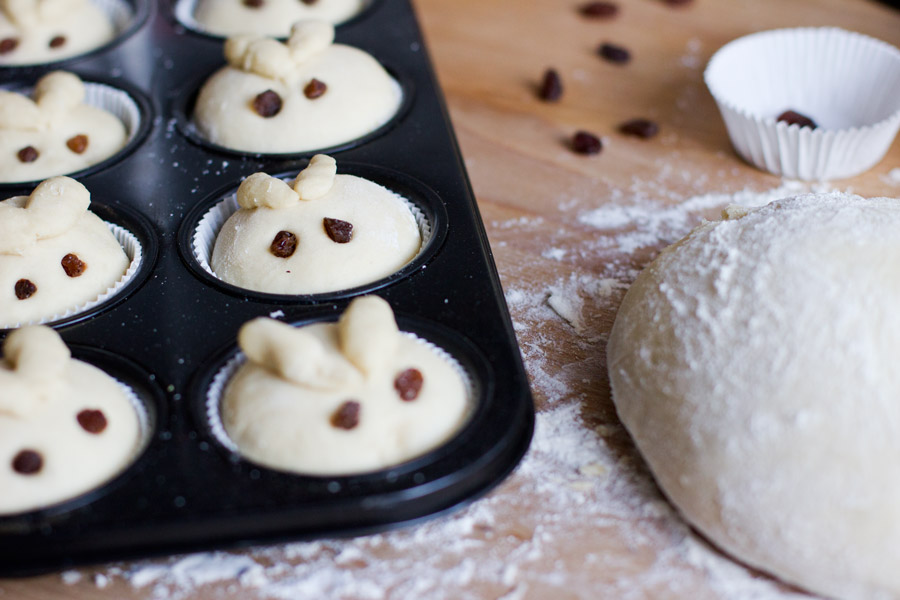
[619,118,659,139]
[331,401,361,430]
[777,110,817,129]
[0,38,18,54]
[66,134,89,154]
[538,68,563,102]
[77,409,108,434]
[270,231,297,258]
[12,450,42,475]
[304,78,327,100]
[571,131,602,155]
[15,279,36,300]
[48,35,66,48]
[17,146,39,163]
[243,0,264,7]
[61,253,87,277]
[598,42,630,64]
[580,2,619,18]
[323,218,353,243]
[662,0,693,5]
[253,90,282,117]
[395,368,424,401]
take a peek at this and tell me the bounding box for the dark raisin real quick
[61,253,87,277]
[0,38,18,54]
[394,368,424,401]
[253,90,282,117]
[77,409,108,434]
[777,110,817,130]
[331,401,360,430]
[15,279,36,300]
[662,0,693,5]
[538,68,563,102]
[66,134,89,154]
[12,450,42,475]
[571,131,602,155]
[17,146,39,163]
[270,231,297,258]
[300,0,318,4]
[619,118,659,139]
[48,35,66,48]
[243,0,264,7]
[598,42,630,64]
[580,2,619,17]
[304,78,327,100]
[323,218,353,243]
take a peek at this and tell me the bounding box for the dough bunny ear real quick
[238,318,358,389]
[236,173,299,210]
[34,71,86,118]
[0,91,42,131]
[38,0,83,20]
[287,20,334,64]
[25,176,91,240]
[3,325,71,381]
[338,296,400,375]
[0,326,72,417]
[1,0,38,27]
[224,34,258,68]
[293,154,336,201]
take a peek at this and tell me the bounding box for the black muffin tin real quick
[0,0,534,574]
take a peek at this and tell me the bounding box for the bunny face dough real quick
[211,155,421,295]
[193,20,402,154]
[0,326,141,515]
[0,0,115,66]
[0,176,130,328]
[221,296,470,475]
[191,0,365,37]
[0,71,127,184]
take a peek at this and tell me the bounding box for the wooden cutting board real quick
[3,0,900,598]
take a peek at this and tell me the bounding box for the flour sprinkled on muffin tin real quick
[0,0,533,575]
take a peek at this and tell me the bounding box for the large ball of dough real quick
[607,192,900,600]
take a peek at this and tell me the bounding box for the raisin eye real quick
[270,231,298,258]
[12,450,42,475]
[253,90,282,117]
[304,79,327,99]
[323,218,353,243]
[331,401,360,429]
[15,279,36,300]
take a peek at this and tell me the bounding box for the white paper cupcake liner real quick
[191,179,433,294]
[2,221,143,329]
[704,27,900,180]
[205,331,476,460]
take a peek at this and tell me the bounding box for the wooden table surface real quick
[4,0,900,598]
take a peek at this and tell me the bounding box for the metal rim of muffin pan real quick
[0,0,536,575]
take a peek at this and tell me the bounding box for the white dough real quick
[193,21,402,154]
[211,163,421,295]
[0,72,128,184]
[191,0,365,37]
[222,296,470,475]
[0,326,141,515]
[0,0,115,66]
[0,177,131,327]
[607,192,900,600]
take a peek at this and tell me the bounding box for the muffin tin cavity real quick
[0,74,154,188]
[177,163,448,302]
[0,0,151,73]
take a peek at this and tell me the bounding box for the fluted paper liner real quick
[704,27,900,180]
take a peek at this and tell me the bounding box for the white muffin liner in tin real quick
[704,27,900,180]
[204,330,476,468]
[172,0,370,37]
[190,182,433,295]
[1,221,143,329]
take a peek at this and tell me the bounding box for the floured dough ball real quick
[0,325,141,515]
[0,176,131,328]
[0,0,115,66]
[191,0,365,37]
[0,71,128,184]
[221,295,470,475]
[211,155,421,294]
[193,20,402,154]
[607,192,900,600]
